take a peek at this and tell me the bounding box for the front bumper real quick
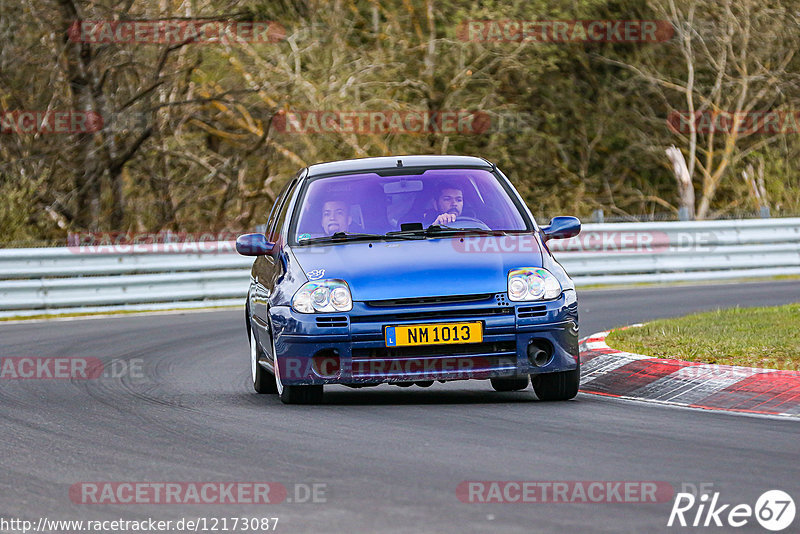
[269,290,579,385]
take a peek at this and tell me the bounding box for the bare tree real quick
[604,0,799,218]
[666,144,694,218]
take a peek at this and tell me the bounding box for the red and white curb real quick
[579,329,800,418]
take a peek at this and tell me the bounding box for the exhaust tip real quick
[527,340,553,367]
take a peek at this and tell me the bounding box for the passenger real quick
[321,198,352,235]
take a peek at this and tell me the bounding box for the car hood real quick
[291,235,543,301]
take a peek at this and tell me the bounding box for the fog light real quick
[311,349,340,377]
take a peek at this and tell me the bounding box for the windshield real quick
[290,168,530,244]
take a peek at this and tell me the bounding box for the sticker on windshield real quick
[307,269,325,280]
[298,233,311,241]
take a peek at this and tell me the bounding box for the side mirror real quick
[236,233,275,256]
[541,216,581,241]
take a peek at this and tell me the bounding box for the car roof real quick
[305,155,493,177]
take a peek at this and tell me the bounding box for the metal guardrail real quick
[0,218,798,317]
[553,218,800,285]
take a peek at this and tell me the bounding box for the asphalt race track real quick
[1,280,799,533]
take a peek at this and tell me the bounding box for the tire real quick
[279,384,324,404]
[490,376,530,392]
[272,331,323,405]
[531,368,580,401]
[250,327,278,394]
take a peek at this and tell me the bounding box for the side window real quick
[265,180,294,240]
[270,180,299,241]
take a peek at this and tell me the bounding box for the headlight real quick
[292,279,353,313]
[507,268,561,301]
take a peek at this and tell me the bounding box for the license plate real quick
[384,322,483,347]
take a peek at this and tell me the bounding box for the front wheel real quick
[273,341,323,405]
[250,328,277,394]
[531,368,579,401]
[279,384,324,404]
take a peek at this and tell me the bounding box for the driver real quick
[431,182,464,226]
[321,198,352,235]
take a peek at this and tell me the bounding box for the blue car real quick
[237,155,581,404]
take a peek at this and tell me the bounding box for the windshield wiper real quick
[428,225,509,236]
[298,231,419,245]
[386,225,509,238]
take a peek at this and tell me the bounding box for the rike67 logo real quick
[668,489,795,531]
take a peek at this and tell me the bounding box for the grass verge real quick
[0,306,239,322]
[605,304,800,371]
[576,273,800,291]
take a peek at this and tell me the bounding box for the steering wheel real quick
[446,216,491,231]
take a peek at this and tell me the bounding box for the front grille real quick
[350,307,513,324]
[351,340,516,360]
[516,305,547,319]
[316,316,349,328]
[366,293,494,307]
